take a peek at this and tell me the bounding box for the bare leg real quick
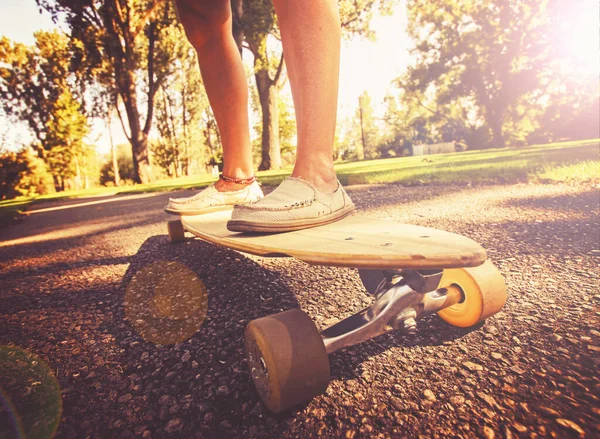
[272,0,341,193]
[174,0,253,191]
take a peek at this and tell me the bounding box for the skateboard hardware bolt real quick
[403,317,417,334]
[392,309,418,333]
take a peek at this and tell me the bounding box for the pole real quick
[358,95,365,160]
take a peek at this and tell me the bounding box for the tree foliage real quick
[403,0,554,148]
[0,148,55,199]
[0,31,90,190]
[339,0,398,40]
[152,22,212,177]
[36,0,179,184]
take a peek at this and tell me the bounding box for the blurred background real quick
[0,0,598,199]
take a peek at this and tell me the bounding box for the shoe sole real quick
[164,204,234,216]
[164,196,264,216]
[226,204,356,233]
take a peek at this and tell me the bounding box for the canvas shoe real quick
[164,181,264,215]
[227,177,355,232]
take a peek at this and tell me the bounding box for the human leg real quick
[227,0,354,231]
[166,0,262,215]
[173,0,254,191]
[272,0,341,194]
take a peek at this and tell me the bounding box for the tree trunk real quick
[164,91,180,178]
[75,157,82,190]
[357,97,366,160]
[109,116,120,186]
[488,111,505,149]
[131,133,154,183]
[256,69,281,170]
[118,68,154,184]
[182,80,189,176]
[52,175,61,192]
[112,15,159,185]
[231,0,244,56]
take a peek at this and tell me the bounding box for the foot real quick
[227,177,355,232]
[290,164,338,194]
[165,180,264,216]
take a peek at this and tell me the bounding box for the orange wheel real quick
[437,260,506,328]
[167,219,185,244]
[245,309,330,413]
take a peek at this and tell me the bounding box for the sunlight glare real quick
[556,2,600,75]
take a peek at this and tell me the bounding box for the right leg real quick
[173,0,253,191]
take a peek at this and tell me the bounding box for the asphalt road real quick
[1,182,599,439]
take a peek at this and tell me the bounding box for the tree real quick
[534,80,600,143]
[340,92,382,160]
[44,91,92,190]
[0,32,90,191]
[403,0,554,148]
[251,85,296,168]
[357,92,381,159]
[37,0,179,184]
[238,0,285,170]
[277,92,296,165]
[153,22,212,177]
[383,83,490,150]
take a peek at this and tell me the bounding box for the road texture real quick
[1,182,599,438]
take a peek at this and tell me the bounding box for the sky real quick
[0,0,412,155]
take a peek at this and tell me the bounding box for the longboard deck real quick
[181,210,486,269]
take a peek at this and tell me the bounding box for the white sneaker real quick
[164,181,264,215]
[227,177,355,232]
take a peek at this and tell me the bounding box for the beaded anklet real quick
[219,173,257,185]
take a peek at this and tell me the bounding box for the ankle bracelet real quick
[219,173,257,185]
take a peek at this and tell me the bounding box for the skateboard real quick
[167,210,507,413]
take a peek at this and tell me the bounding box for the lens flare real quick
[0,346,62,439]
[125,261,209,345]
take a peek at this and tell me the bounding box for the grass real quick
[1,138,598,224]
[537,160,600,184]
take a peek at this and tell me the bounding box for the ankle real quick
[291,169,338,193]
[219,173,256,185]
[292,156,336,182]
[221,167,255,181]
[215,178,252,193]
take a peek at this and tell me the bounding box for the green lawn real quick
[1,138,598,223]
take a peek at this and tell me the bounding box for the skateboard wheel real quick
[167,219,185,243]
[436,260,507,328]
[244,309,330,413]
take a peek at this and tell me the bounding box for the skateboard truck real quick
[321,269,463,354]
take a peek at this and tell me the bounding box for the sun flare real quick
[556,2,600,75]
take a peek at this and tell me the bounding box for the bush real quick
[0,149,54,200]
[99,145,136,186]
[17,152,55,196]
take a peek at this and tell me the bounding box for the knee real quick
[174,0,231,47]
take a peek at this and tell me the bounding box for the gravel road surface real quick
[1,182,599,439]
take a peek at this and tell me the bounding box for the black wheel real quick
[244,309,330,413]
[167,219,185,244]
